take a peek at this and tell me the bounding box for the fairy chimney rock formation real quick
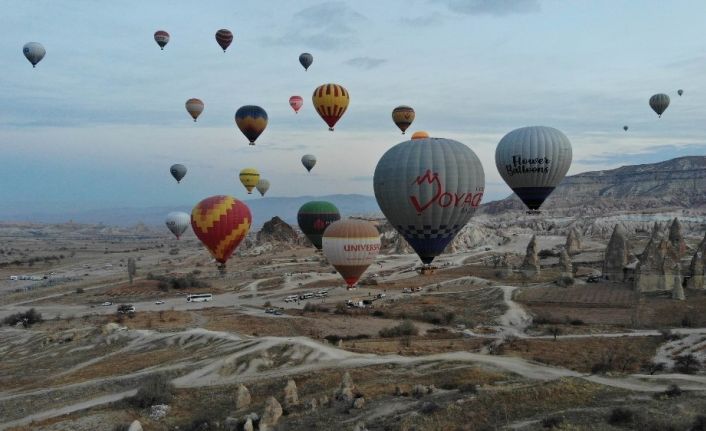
[235,384,251,410]
[602,224,631,281]
[566,228,581,255]
[635,237,682,293]
[260,396,283,431]
[283,379,299,408]
[521,235,540,276]
[668,217,687,258]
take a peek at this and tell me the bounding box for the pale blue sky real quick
[2,0,706,212]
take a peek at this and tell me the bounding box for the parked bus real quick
[186,293,213,302]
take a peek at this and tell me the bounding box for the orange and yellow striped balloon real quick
[312,83,349,131]
[191,195,251,267]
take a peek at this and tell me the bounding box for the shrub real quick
[692,415,706,431]
[681,315,694,328]
[458,383,478,394]
[129,374,174,408]
[263,301,271,307]
[568,319,583,326]
[420,401,440,414]
[372,310,385,317]
[75,287,85,294]
[113,425,130,431]
[303,303,328,313]
[379,320,419,338]
[675,354,701,374]
[662,384,682,398]
[608,407,635,425]
[542,416,564,428]
[3,308,43,327]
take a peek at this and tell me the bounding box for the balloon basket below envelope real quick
[417,266,438,275]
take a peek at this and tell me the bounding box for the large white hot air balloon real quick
[322,219,380,288]
[495,126,572,212]
[165,212,190,239]
[23,42,45,68]
[373,137,485,266]
[256,179,270,196]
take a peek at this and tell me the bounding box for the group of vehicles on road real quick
[264,308,283,315]
[284,290,329,302]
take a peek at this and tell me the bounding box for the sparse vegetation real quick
[674,354,701,374]
[379,320,419,338]
[129,374,175,408]
[149,273,210,291]
[3,308,43,327]
[541,416,564,428]
[608,407,636,426]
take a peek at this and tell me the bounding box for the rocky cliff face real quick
[482,156,706,215]
[256,216,299,244]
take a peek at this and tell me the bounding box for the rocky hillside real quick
[482,156,706,215]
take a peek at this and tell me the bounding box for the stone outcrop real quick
[256,216,299,245]
[127,421,143,431]
[260,396,283,431]
[602,224,631,281]
[149,404,170,420]
[565,228,581,255]
[235,384,251,410]
[687,232,706,289]
[672,281,686,300]
[634,237,682,293]
[521,235,540,276]
[283,379,299,408]
[558,249,574,287]
[243,418,254,431]
[668,218,687,258]
[334,372,356,403]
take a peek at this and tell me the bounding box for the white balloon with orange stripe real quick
[322,219,380,288]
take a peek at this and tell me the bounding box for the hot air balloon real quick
[235,105,268,145]
[678,89,684,96]
[239,168,260,194]
[289,96,303,113]
[22,42,45,68]
[392,106,415,134]
[299,52,313,70]
[185,98,204,122]
[154,30,170,50]
[322,219,380,288]
[374,137,485,266]
[301,154,317,172]
[649,93,670,118]
[170,164,187,183]
[191,195,251,271]
[215,29,233,52]
[165,212,190,239]
[623,125,628,132]
[312,83,349,131]
[495,126,572,212]
[256,179,270,196]
[298,201,341,250]
[411,131,429,140]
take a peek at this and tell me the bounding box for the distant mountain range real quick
[2,157,704,227]
[481,156,706,215]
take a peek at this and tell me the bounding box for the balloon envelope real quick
[23,42,45,68]
[392,106,415,134]
[374,137,485,265]
[623,125,628,131]
[649,93,670,117]
[215,29,233,52]
[495,126,572,211]
[299,52,313,70]
[678,89,684,96]
[154,30,170,49]
[322,219,380,287]
[235,105,268,145]
[298,201,341,250]
[289,96,303,113]
[312,83,349,131]
[411,131,429,140]
[301,154,317,172]
[239,168,260,194]
[256,179,270,196]
[165,212,190,239]
[185,98,204,122]
[170,164,187,183]
[191,196,251,266]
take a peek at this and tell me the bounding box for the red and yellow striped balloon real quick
[191,196,251,267]
[312,83,349,131]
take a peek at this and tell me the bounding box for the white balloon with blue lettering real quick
[373,137,485,265]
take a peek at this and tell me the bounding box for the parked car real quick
[155,300,165,305]
[265,308,275,314]
[273,310,283,315]
[586,275,601,283]
[101,301,113,306]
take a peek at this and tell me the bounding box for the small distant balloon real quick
[239,168,260,194]
[299,52,313,70]
[256,179,270,197]
[22,42,45,68]
[289,96,303,113]
[154,30,170,50]
[649,93,670,118]
[235,105,268,145]
[623,125,628,132]
[312,83,349,131]
[301,154,317,172]
[411,131,429,140]
[185,98,204,122]
[678,89,684,96]
[392,106,415,134]
[215,29,233,52]
[165,212,190,239]
[170,164,187,183]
